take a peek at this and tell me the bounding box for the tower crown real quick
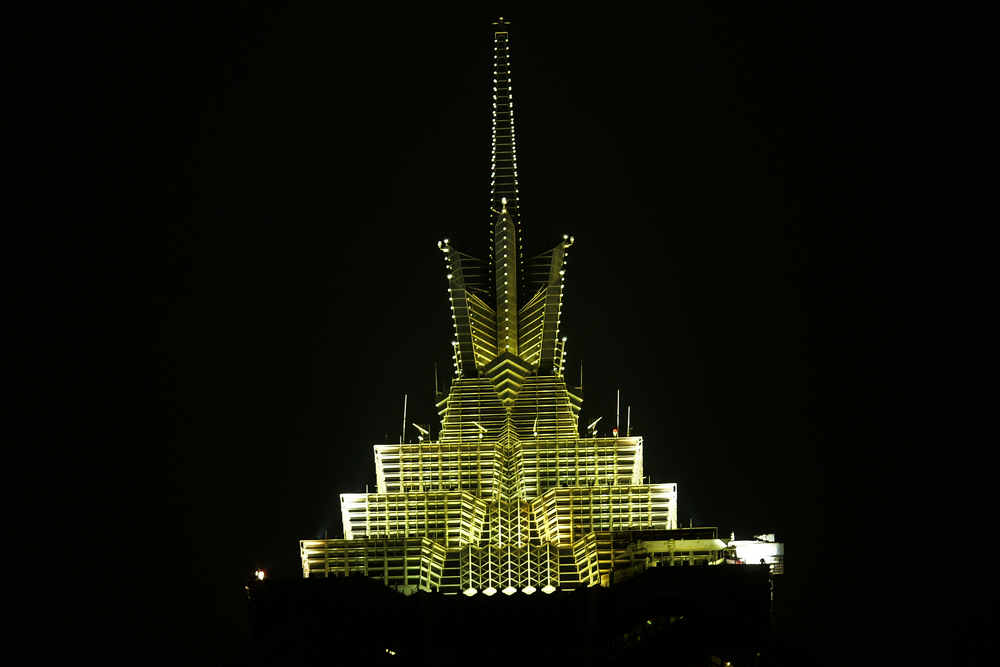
[297,19,781,605]
[440,20,573,398]
[299,19,691,601]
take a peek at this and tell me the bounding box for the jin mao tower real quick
[298,18,780,599]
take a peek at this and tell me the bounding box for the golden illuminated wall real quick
[301,432,679,594]
[300,537,447,594]
[532,484,677,545]
[340,491,488,546]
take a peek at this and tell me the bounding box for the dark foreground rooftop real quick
[229,563,825,666]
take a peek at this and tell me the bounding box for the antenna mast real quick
[616,390,620,436]
[401,394,407,444]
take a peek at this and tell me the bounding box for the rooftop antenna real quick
[401,394,407,444]
[616,390,620,437]
[627,406,631,436]
[579,360,584,390]
[434,363,439,395]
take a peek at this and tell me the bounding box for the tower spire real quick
[441,19,571,382]
[491,18,519,354]
[491,18,518,221]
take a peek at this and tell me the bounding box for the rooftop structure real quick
[298,18,782,599]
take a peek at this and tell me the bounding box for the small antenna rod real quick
[401,394,407,444]
[616,390,620,436]
[627,406,631,436]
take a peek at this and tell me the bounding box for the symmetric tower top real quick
[439,19,573,405]
[296,19,783,603]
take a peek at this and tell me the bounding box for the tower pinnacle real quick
[491,21,518,228]
[491,20,520,357]
[441,20,571,386]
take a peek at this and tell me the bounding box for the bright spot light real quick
[255,570,265,581]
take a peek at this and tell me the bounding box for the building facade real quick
[299,18,781,597]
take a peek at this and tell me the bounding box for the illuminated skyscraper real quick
[298,18,781,599]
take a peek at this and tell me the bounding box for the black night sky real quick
[35,4,955,665]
